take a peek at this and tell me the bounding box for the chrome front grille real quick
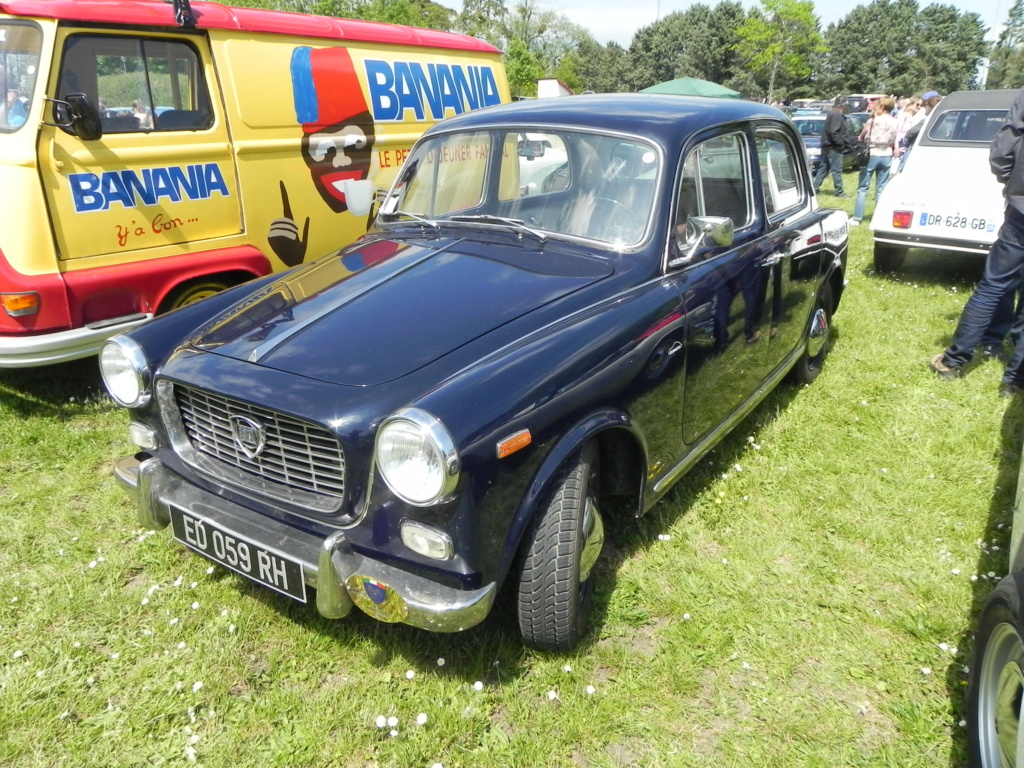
[173,385,345,504]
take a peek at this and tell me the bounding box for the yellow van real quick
[0,0,508,366]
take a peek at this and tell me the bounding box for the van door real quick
[40,30,242,263]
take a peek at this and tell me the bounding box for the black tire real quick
[159,277,234,314]
[790,281,833,386]
[517,441,603,651]
[873,242,907,273]
[968,572,1024,768]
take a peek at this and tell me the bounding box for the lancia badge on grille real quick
[229,415,266,459]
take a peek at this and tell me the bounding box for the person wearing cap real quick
[813,96,855,197]
[930,86,1024,396]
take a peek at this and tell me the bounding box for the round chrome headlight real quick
[99,336,151,408]
[375,408,459,506]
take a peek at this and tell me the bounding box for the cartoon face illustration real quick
[290,46,376,214]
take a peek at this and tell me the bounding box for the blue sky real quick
[437,0,1008,47]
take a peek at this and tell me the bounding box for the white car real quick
[869,90,1018,272]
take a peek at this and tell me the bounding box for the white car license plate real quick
[170,507,307,603]
[919,212,997,234]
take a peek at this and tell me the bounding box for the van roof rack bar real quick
[166,0,196,28]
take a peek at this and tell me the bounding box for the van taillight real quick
[1,293,39,317]
[892,211,913,229]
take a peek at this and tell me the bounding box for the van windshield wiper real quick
[378,209,440,231]
[447,214,547,243]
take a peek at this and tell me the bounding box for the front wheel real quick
[873,242,907,273]
[790,281,833,386]
[968,572,1024,768]
[517,441,603,651]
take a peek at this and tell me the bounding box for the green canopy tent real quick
[639,77,741,99]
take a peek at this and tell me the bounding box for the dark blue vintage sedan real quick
[101,94,849,650]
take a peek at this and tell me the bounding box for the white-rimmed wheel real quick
[969,572,1024,768]
[517,441,603,651]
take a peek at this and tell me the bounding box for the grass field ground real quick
[1,187,1020,767]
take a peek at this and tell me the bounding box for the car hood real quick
[188,236,614,386]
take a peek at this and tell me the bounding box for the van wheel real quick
[790,282,833,386]
[873,243,907,273]
[160,278,233,314]
[517,442,603,651]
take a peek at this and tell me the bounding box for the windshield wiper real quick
[378,209,440,231]
[447,214,547,244]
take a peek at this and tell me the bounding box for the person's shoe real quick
[930,353,962,380]
[834,193,848,198]
[849,219,861,226]
[999,381,1024,398]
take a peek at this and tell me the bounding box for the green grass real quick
[0,181,1018,767]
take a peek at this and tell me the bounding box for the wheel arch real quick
[497,409,647,581]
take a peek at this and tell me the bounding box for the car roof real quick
[429,93,787,151]
[932,89,1019,111]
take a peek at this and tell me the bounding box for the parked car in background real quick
[791,113,867,174]
[968,427,1024,767]
[869,90,1017,272]
[102,94,849,651]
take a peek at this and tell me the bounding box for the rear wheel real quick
[968,572,1024,768]
[517,441,603,651]
[159,277,234,313]
[790,282,833,386]
[873,243,907,273]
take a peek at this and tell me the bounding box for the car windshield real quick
[378,128,660,247]
[927,109,1006,144]
[791,119,823,137]
[0,21,42,133]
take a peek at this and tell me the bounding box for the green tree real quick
[454,0,507,43]
[734,0,825,101]
[504,37,543,98]
[574,38,631,93]
[910,4,988,92]
[989,0,1024,88]
[818,0,917,95]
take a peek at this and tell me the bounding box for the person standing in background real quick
[851,97,898,225]
[813,96,855,197]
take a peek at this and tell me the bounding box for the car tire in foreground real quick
[790,282,833,386]
[517,441,604,651]
[873,242,908,273]
[967,571,1024,768]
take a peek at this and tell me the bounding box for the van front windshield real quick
[0,22,42,133]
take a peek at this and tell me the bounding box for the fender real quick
[497,408,648,581]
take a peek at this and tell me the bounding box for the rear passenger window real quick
[55,35,213,134]
[755,129,804,215]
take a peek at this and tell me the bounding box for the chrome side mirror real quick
[669,215,734,268]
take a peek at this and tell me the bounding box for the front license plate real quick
[169,507,307,603]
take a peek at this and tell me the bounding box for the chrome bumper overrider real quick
[114,456,495,632]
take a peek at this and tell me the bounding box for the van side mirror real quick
[669,215,734,268]
[47,93,103,141]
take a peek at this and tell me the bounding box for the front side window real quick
[675,132,751,236]
[0,22,42,133]
[380,128,659,247]
[56,34,212,133]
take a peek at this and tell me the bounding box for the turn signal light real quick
[1,292,39,317]
[892,211,913,229]
[497,429,532,458]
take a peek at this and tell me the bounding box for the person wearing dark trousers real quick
[931,87,1024,396]
[813,96,854,197]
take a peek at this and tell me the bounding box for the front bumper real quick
[114,455,496,632]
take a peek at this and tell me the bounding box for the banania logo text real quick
[364,60,502,122]
[69,163,231,213]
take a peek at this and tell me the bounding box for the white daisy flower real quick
[473,681,483,691]
[406,670,415,680]
[416,713,428,726]
[586,685,596,695]
[547,690,558,700]
[192,681,203,693]
[375,715,387,728]
[437,657,445,666]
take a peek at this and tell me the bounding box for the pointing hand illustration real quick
[268,181,310,267]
